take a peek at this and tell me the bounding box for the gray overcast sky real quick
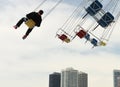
[0,0,120,87]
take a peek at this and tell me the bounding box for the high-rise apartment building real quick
[61,68,88,87]
[78,72,88,87]
[61,68,78,87]
[114,70,120,87]
[49,72,61,87]
[49,68,88,87]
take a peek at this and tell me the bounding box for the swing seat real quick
[25,19,36,28]
[100,41,106,46]
[85,33,90,40]
[64,38,70,43]
[76,30,87,38]
[58,34,70,43]
[97,12,114,27]
[86,0,103,16]
[91,38,98,46]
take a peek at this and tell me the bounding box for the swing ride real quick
[56,0,120,48]
[15,0,120,48]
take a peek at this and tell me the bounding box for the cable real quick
[33,0,47,11]
[61,0,86,32]
[32,0,63,20]
[100,0,120,41]
[43,0,63,20]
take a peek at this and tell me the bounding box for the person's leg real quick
[14,17,27,29]
[22,28,33,39]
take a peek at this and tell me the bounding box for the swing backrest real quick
[58,34,70,43]
[25,19,36,28]
[76,30,87,38]
[58,34,67,40]
[85,33,90,40]
[97,12,114,27]
[86,0,103,16]
[91,38,98,46]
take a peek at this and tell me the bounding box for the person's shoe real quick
[22,35,28,40]
[13,25,18,29]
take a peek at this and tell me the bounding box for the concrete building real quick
[49,72,61,87]
[114,70,120,87]
[61,68,88,87]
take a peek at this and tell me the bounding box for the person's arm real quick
[36,20,42,27]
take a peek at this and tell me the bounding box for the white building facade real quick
[61,68,88,87]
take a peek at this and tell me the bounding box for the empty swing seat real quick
[76,30,87,38]
[85,33,90,40]
[86,0,103,16]
[91,38,98,46]
[58,34,70,43]
[97,12,114,27]
[25,19,36,28]
[100,41,106,46]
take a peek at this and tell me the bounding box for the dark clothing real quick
[15,11,42,39]
[26,12,42,27]
[16,17,27,27]
[16,12,42,27]
[25,28,33,36]
[16,17,33,36]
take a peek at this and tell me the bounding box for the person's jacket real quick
[26,12,42,27]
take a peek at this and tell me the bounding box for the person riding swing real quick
[14,10,44,39]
